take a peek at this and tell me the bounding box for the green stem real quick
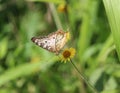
[70,58,99,93]
[49,3,63,29]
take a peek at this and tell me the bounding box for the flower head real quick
[57,3,67,13]
[61,47,76,62]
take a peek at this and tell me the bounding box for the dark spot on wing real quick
[31,37,36,42]
[41,43,44,46]
[53,37,55,39]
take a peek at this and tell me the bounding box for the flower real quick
[57,3,67,13]
[61,47,76,62]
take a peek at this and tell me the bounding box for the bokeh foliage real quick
[0,0,120,93]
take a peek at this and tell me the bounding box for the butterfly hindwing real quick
[55,30,67,52]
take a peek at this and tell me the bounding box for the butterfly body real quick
[31,30,69,54]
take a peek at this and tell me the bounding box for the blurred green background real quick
[0,0,120,93]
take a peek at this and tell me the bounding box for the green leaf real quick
[0,56,58,86]
[27,0,65,4]
[104,77,117,90]
[103,0,120,60]
[89,67,104,86]
[101,89,119,93]
[96,34,114,63]
[0,38,8,59]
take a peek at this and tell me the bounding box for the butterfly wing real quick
[31,30,69,54]
[55,30,68,53]
[31,33,57,53]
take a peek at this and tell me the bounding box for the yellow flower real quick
[61,48,76,62]
[57,3,67,13]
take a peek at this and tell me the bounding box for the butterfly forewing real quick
[31,34,56,52]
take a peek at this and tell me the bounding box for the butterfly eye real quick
[45,41,47,43]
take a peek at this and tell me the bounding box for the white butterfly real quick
[31,29,69,54]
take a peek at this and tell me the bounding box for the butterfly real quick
[31,29,69,55]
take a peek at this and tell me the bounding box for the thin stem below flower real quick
[69,58,99,93]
